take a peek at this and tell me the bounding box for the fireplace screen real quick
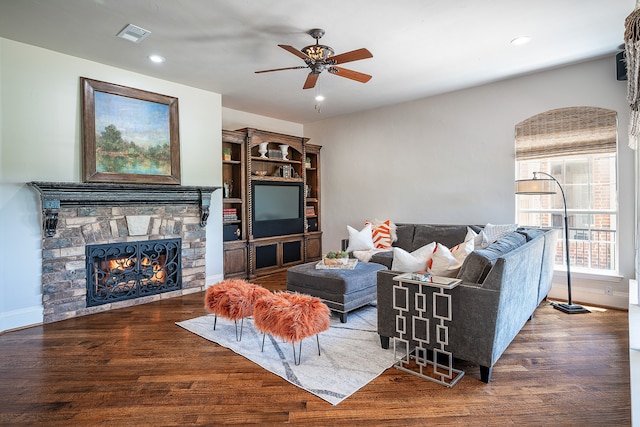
[86,238,182,307]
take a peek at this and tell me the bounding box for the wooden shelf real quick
[222,129,247,278]
[222,198,243,204]
[251,156,301,164]
[251,176,303,183]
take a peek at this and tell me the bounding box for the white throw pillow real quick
[451,238,475,264]
[391,242,436,273]
[474,231,488,249]
[482,223,518,246]
[429,243,463,278]
[345,224,375,252]
[464,226,478,243]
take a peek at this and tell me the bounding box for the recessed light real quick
[511,36,531,46]
[315,95,325,102]
[149,55,165,63]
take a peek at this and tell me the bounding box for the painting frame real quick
[81,77,181,185]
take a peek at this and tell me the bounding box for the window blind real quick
[515,106,617,160]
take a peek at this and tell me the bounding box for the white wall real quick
[0,39,223,332]
[305,56,633,309]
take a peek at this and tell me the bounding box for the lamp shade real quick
[514,178,556,195]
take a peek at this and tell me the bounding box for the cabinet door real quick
[305,233,322,261]
[223,242,247,278]
[282,239,303,265]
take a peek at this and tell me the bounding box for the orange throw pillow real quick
[365,219,396,249]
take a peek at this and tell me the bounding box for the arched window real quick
[515,106,618,273]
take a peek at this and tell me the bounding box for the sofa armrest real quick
[376,267,503,360]
[376,270,399,341]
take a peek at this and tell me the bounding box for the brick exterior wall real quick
[41,204,207,323]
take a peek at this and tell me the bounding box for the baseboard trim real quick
[0,305,43,334]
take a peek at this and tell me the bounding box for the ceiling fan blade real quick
[330,48,373,64]
[303,73,319,89]
[330,66,372,83]
[255,66,308,74]
[278,44,310,60]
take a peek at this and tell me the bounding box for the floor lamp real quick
[515,171,590,314]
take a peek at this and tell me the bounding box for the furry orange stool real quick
[204,279,271,341]
[253,292,330,365]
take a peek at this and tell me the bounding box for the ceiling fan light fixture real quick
[255,28,372,90]
[315,95,325,102]
[303,44,334,61]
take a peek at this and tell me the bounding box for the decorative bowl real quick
[254,170,268,176]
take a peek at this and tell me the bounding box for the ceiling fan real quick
[255,28,373,90]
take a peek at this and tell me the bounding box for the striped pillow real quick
[365,219,396,249]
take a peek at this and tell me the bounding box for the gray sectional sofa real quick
[371,223,558,383]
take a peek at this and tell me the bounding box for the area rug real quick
[176,305,395,405]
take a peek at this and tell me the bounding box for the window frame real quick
[516,154,619,275]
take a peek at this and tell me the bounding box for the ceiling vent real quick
[117,24,151,43]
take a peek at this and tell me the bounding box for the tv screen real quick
[254,184,300,221]
[252,182,304,238]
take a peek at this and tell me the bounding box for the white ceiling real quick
[0,0,634,124]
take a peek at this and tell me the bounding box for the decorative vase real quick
[258,142,268,158]
[279,144,289,160]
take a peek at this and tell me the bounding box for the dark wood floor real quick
[0,273,631,426]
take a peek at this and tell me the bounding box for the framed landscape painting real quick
[81,78,181,184]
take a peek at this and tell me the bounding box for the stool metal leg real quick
[235,318,244,341]
[316,335,321,356]
[293,341,303,365]
[261,332,266,352]
[213,314,217,330]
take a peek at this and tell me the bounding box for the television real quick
[252,181,304,238]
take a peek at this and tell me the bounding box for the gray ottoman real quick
[286,261,388,323]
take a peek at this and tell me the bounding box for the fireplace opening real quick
[86,238,182,307]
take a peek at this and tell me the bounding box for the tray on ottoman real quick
[287,261,387,323]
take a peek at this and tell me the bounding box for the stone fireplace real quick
[31,182,218,323]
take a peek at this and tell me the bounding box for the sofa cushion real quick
[412,225,469,251]
[516,227,546,241]
[486,231,527,255]
[393,224,415,250]
[369,251,393,269]
[457,231,527,284]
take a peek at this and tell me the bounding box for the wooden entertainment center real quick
[222,128,322,278]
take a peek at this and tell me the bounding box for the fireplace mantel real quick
[30,181,219,237]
